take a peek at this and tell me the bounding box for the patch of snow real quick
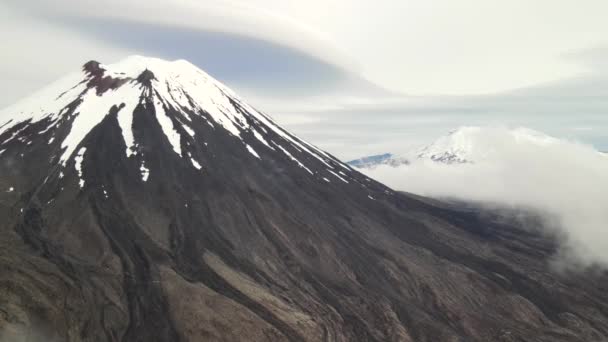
[323,177,330,183]
[140,162,150,182]
[115,88,145,157]
[190,157,202,170]
[273,143,314,175]
[368,195,375,200]
[154,100,182,156]
[37,120,59,135]
[187,152,202,169]
[328,170,349,183]
[181,123,195,137]
[74,147,86,188]
[60,81,144,163]
[1,123,29,146]
[251,129,274,150]
[246,144,261,159]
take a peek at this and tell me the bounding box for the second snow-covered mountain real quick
[349,126,567,168]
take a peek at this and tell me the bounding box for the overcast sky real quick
[1,0,607,159]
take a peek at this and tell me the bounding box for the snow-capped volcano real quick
[0,55,355,186]
[350,126,563,168]
[416,126,560,164]
[2,57,607,342]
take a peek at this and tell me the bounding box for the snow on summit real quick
[0,55,353,185]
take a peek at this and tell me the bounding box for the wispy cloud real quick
[2,0,356,73]
[5,0,608,96]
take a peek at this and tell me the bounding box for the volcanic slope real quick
[1,56,607,342]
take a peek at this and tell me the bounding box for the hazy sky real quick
[1,0,607,158]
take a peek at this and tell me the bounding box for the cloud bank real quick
[362,127,608,268]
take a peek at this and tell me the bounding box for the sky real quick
[1,0,608,159]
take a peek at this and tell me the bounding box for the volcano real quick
[1,56,607,342]
[348,126,567,169]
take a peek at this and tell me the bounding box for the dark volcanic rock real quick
[0,56,607,342]
[135,69,156,87]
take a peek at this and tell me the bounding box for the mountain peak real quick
[136,68,157,86]
[0,55,358,190]
[86,55,208,81]
[416,126,560,163]
[349,126,564,169]
[82,60,104,76]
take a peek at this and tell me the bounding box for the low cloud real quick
[362,127,608,268]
